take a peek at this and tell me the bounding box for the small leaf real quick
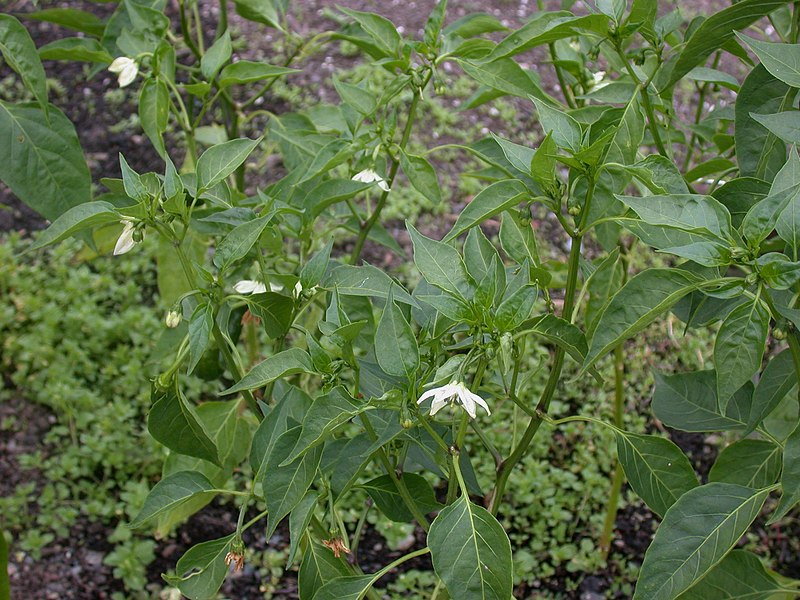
[771,420,800,522]
[201,30,232,80]
[676,550,785,600]
[221,348,315,394]
[361,474,441,522]
[714,300,769,411]
[444,180,527,241]
[314,576,375,600]
[119,153,148,202]
[428,495,513,600]
[375,289,419,380]
[288,492,319,566]
[615,431,699,518]
[738,32,800,88]
[187,303,213,375]
[339,7,401,58]
[164,535,234,600]
[749,348,797,434]
[139,78,170,158]
[300,239,333,290]
[333,77,376,115]
[499,211,540,266]
[23,8,106,37]
[298,541,350,600]
[459,57,553,103]
[0,15,48,112]
[38,38,113,63]
[408,223,475,300]
[617,193,733,241]
[148,386,221,466]
[213,211,275,270]
[750,110,800,144]
[709,439,782,489]
[400,150,442,204]
[196,137,260,191]
[633,483,771,600]
[30,201,119,250]
[218,60,299,87]
[233,0,284,30]
[531,98,582,153]
[584,269,699,369]
[130,471,215,528]
[322,264,417,306]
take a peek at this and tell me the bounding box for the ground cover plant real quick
[4,0,800,598]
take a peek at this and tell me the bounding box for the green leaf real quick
[22,8,106,37]
[499,211,540,266]
[709,439,782,488]
[361,474,441,522]
[735,65,790,181]
[129,471,215,528]
[375,289,419,380]
[164,534,234,600]
[298,540,350,600]
[676,550,785,599]
[30,201,119,250]
[157,228,204,306]
[518,314,588,364]
[714,300,769,411]
[300,239,333,290]
[242,292,292,338]
[615,431,699,518]
[38,38,113,63]
[653,370,751,432]
[196,400,251,471]
[531,98,582,153]
[221,348,315,394]
[771,420,800,522]
[749,348,796,434]
[233,0,284,30]
[742,184,800,247]
[119,153,148,202]
[258,426,323,539]
[495,284,537,331]
[201,30,232,80]
[322,264,417,307]
[196,137,260,191]
[400,150,442,204]
[218,60,299,87]
[428,495,513,600]
[664,1,792,90]
[489,132,536,174]
[212,212,275,270]
[408,223,475,300]
[314,576,375,600]
[483,12,607,61]
[633,483,771,600]
[0,15,48,112]
[617,194,733,241]
[750,111,800,145]
[585,249,623,336]
[738,32,800,88]
[444,180,527,241]
[187,303,213,375]
[282,387,368,465]
[333,77,376,115]
[304,179,372,218]
[584,269,699,369]
[139,78,169,158]
[0,102,91,221]
[148,386,221,466]
[459,57,553,103]
[339,7,401,58]
[288,492,319,566]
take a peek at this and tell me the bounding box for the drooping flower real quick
[113,220,138,255]
[108,57,139,88]
[352,168,390,192]
[165,310,181,328]
[417,381,491,419]
[233,280,268,294]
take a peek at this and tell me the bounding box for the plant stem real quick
[350,72,431,264]
[360,412,431,531]
[549,42,577,109]
[489,177,594,515]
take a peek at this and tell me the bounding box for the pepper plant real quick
[5,0,800,598]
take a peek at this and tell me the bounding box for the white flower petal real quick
[233,280,267,294]
[117,63,138,87]
[108,57,134,73]
[113,220,136,256]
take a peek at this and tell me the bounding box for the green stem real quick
[360,412,431,531]
[178,0,202,60]
[350,72,431,264]
[217,0,228,39]
[549,41,576,109]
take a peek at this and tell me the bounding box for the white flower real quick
[113,220,138,255]
[352,169,390,192]
[108,57,138,88]
[165,310,181,328]
[233,280,268,294]
[417,381,491,419]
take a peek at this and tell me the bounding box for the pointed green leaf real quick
[213,212,275,270]
[676,550,785,599]
[298,540,350,600]
[288,491,319,566]
[23,8,106,37]
[201,30,232,80]
[218,60,299,87]
[30,201,119,250]
[532,98,582,153]
[130,471,215,528]
[617,194,733,241]
[738,32,800,88]
[749,348,797,433]
[314,576,375,600]
[428,495,513,600]
[400,150,442,204]
[221,348,315,394]
[375,290,419,380]
[148,386,221,466]
[633,483,771,600]
[164,535,234,600]
[615,431,699,518]
[714,300,769,410]
[333,77,376,115]
[408,223,475,300]
[361,474,441,522]
[139,78,169,157]
[38,38,113,63]
[196,137,260,191]
[444,180,527,241]
[771,421,800,522]
[339,7,401,58]
[0,15,48,112]
[709,439,782,489]
[322,264,417,307]
[459,57,553,103]
[187,303,213,375]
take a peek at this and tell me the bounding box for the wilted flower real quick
[417,381,491,419]
[108,57,139,88]
[165,310,181,328]
[233,280,267,294]
[113,220,138,256]
[322,538,351,558]
[224,550,245,572]
[352,168,390,192]
[591,71,608,90]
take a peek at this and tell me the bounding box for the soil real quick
[2,0,797,599]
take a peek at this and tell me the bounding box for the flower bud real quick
[165,310,181,328]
